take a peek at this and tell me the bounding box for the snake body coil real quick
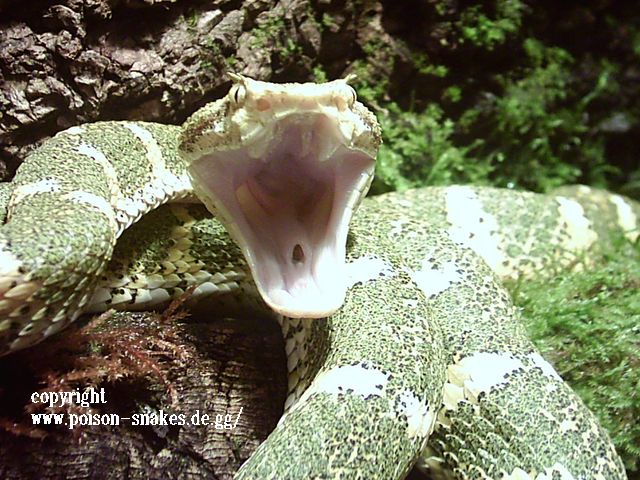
[1,76,638,479]
[236,186,635,479]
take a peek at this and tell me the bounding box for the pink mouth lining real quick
[188,113,375,318]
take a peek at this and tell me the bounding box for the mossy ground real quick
[509,235,640,473]
[309,0,640,473]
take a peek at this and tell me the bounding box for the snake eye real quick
[347,86,357,106]
[333,85,357,111]
[230,84,246,105]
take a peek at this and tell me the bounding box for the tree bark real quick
[0,310,288,480]
[0,0,393,477]
[1,0,638,478]
[0,0,385,180]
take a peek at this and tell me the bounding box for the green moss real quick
[245,14,303,61]
[312,65,328,83]
[185,11,201,30]
[456,0,524,49]
[283,38,302,58]
[464,39,619,192]
[197,38,223,72]
[370,103,492,194]
[465,40,589,189]
[204,38,221,57]
[321,13,339,30]
[226,55,239,70]
[343,2,640,474]
[199,60,213,70]
[443,85,462,103]
[249,15,286,50]
[351,35,622,194]
[509,235,640,472]
[345,2,640,196]
[415,58,448,78]
[362,38,388,57]
[349,59,391,105]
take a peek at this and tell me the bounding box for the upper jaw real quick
[187,111,376,319]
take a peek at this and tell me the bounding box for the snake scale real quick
[1,75,638,479]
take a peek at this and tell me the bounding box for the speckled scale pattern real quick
[0,183,12,221]
[552,185,640,244]
[234,184,635,479]
[0,190,116,350]
[0,121,190,353]
[90,203,255,312]
[1,81,638,479]
[236,220,446,479]
[398,186,602,280]
[357,187,630,479]
[3,172,635,478]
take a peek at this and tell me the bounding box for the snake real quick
[0,74,637,479]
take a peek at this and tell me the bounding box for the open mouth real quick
[188,113,375,318]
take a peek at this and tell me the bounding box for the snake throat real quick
[188,113,375,318]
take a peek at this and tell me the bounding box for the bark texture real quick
[1,0,638,478]
[0,311,288,480]
[0,0,383,179]
[0,1,386,477]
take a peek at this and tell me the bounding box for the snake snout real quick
[186,108,377,318]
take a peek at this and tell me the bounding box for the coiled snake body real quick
[0,76,637,479]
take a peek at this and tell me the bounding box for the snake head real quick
[179,74,381,318]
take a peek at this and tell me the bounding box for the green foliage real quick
[198,38,222,71]
[464,39,617,191]
[370,103,491,194]
[414,54,449,78]
[346,1,640,195]
[249,15,286,50]
[349,59,391,105]
[247,14,302,60]
[362,38,388,57]
[226,55,239,70]
[321,13,339,30]
[457,0,525,49]
[199,59,213,71]
[204,38,221,57]
[510,235,640,472]
[443,85,461,103]
[185,11,201,29]
[283,38,302,57]
[347,2,640,474]
[312,65,328,83]
[357,36,623,194]
[456,39,605,191]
